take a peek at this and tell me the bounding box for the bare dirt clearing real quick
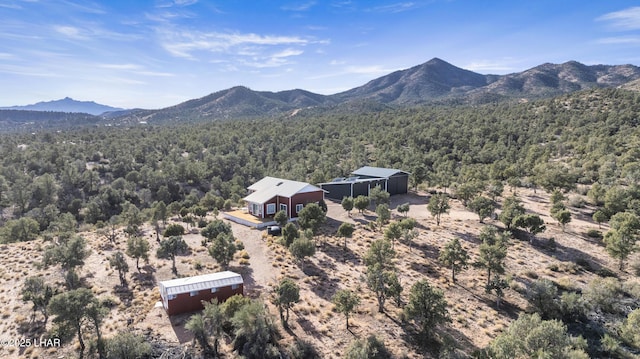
[0,187,637,358]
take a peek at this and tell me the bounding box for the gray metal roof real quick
[351,166,409,179]
[244,176,323,204]
[159,271,243,296]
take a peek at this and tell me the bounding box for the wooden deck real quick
[223,210,276,229]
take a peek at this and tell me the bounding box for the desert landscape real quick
[1,184,635,358]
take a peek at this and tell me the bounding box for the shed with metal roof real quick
[319,166,410,200]
[159,271,243,315]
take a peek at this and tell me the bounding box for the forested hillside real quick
[1,87,640,358]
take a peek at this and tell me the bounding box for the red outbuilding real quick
[158,271,243,315]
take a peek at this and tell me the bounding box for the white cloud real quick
[54,25,85,40]
[597,7,640,31]
[596,36,640,45]
[273,48,304,58]
[281,1,317,11]
[368,2,417,13]
[160,29,312,60]
[464,60,518,73]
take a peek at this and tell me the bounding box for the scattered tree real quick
[404,279,449,340]
[526,279,559,319]
[604,211,640,270]
[208,232,237,270]
[354,195,369,213]
[186,313,212,354]
[337,222,355,248]
[475,226,508,285]
[332,289,360,329]
[485,276,509,308]
[201,219,232,244]
[499,195,525,230]
[621,308,640,348]
[341,196,354,216]
[48,288,100,359]
[104,332,152,359]
[282,222,299,247]
[375,203,390,228]
[274,278,300,326]
[366,263,401,313]
[289,237,315,269]
[552,209,572,231]
[108,251,129,287]
[297,203,326,234]
[428,193,450,226]
[512,213,546,237]
[438,237,469,283]
[163,223,185,237]
[274,210,288,227]
[126,236,149,272]
[157,236,189,275]
[345,335,392,359]
[383,221,403,248]
[469,196,495,223]
[397,202,410,217]
[43,235,89,289]
[593,210,608,229]
[488,313,588,358]
[21,276,55,326]
[369,185,390,206]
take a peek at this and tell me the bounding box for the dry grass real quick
[0,188,633,358]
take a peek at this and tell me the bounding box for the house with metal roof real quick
[159,271,243,315]
[319,166,410,200]
[243,176,325,220]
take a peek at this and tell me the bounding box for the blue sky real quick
[1,1,639,109]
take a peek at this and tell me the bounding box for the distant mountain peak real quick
[1,97,124,115]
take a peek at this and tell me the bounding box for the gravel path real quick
[228,221,277,295]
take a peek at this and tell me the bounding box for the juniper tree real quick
[428,193,449,226]
[126,236,149,272]
[438,237,469,283]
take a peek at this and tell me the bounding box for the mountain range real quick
[2,58,640,129]
[0,97,124,115]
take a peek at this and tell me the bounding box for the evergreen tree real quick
[438,237,469,283]
[428,193,450,226]
[404,279,449,340]
[332,289,360,329]
[126,236,149,272]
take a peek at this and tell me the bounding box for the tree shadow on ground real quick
[113,284,134,306]
[453,231,480,245]
[302,260,326,278]
[294,314,323,339]
[398,317,480,359]
[320,241,361,267]
[413,240,440,261]
[169,312,195,344]
[131,266,157,288]
[323,216,345,233]
[522,233,613,276]
[307,264,342,302]
[231,265,263,298]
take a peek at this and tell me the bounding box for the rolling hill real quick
[2,58,640,129]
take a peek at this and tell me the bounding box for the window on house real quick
[167,294,176,300]
[190,291,199,297]
[280,204,287,212]
[211,287,218,293]
[266,203,276,215]
[296,204,303,213]
[231,284,240,290]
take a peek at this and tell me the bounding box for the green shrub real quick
[586,229,603,239]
